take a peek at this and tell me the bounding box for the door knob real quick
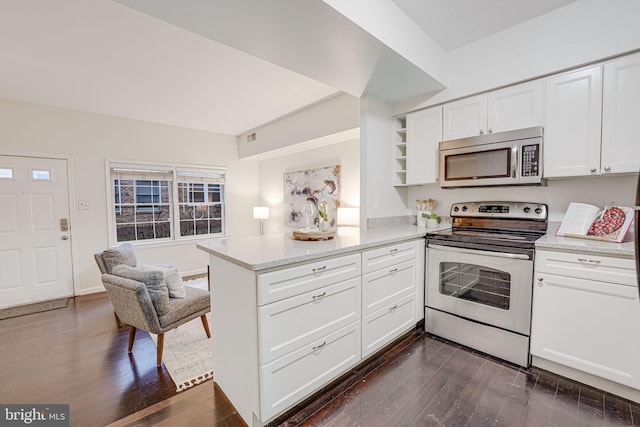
[62,235,69,240]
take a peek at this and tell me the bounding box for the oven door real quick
[427,244,533,335]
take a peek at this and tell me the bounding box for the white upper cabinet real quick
[443,80,543,140]
[442,94,486,140]
[487,81,544,133]
[601,52,640,174]
[543,66,603,178]
[406,106,442,185]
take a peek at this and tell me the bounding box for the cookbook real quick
[556,202,635,243]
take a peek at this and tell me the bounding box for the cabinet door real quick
[260,322,361,421]
[258,277,361,364]
[543,66,603,178]
[602,53,640,174]
[442,94,487,140]
[406,107,442,185]
[487,80,543,133]
[531,272,640,390]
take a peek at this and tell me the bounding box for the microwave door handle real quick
[428,244,530,260]
[511,145,518,178]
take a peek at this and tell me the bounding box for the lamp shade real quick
[253,206,269,220]
[337,207,359,226]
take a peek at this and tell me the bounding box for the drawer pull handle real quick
[312,292,327,300]
[389,248,398,253]
[312,266,326,273]
[577,258,601,264]
[389,304,398,311]
[389,268,398,274]
[312,341,327,351]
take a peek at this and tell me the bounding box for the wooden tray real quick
[292,229,336,241]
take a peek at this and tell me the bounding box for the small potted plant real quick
[422,212,441,228]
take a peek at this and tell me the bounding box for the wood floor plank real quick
[3,292,640,427]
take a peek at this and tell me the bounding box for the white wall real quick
[407,175,638,223]
[257,138,359,234]
[360,96,409,222]
[237,93,360,158]
[0,98,259,296]
[394,0,640,114]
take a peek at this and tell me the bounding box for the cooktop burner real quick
[426,201,548,250]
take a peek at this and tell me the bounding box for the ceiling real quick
[0,0,578,137]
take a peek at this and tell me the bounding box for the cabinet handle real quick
[389,304,398,311]
[488,128,493,133]
[312,266,326,273]
[312,291,327,300]
[590,168,597,173]
[312,341,327,351]
[577,258,601,264]
[389,268,398,274]
[479,129,485,135]
[604,166,611,172]
[389,248,398,253]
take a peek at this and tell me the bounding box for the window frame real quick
[106,160,228,246]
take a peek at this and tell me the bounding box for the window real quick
[109,163,226,243]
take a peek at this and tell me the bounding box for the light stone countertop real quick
[197,224,450,271]
[535,222,636,258]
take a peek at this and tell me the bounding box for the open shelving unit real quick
[393,115,408,186]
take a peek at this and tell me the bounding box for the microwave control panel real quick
[521,144,540,177]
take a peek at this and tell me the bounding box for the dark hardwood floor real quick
[1,292,639,426]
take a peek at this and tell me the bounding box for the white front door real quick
[0,155,73,308]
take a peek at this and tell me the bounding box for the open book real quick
[556,202,635,243]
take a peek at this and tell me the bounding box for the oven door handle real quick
[428,244,530,260]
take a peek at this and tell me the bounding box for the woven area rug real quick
[151,277,213,392]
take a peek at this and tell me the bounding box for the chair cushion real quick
[158,285,210,328]
[102,244,137,273]
[141,264,186,299]
[111,264,170,316]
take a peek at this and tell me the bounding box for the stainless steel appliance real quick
[425,201,548,367]
[439,126,544,188]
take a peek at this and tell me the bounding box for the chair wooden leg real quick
[128,327,136,353]
[201,314,211,338]
[156,333,164,367]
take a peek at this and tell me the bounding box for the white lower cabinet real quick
[258,277,361,364]
[361,241,419,358]
[210,238,424,426]
[259,322,361,421]
[362,293,416,358]
[531,249,640,395]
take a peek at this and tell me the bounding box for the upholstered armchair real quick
[101,265,211,366]
[95,244,210,366]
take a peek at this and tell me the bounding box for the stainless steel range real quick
[425,201,548,367]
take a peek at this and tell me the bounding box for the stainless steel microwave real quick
[439,126,544,188]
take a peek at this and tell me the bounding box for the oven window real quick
[444,147,511,181]
[439,262,511,310]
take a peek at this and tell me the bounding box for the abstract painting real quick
[284,165,341,227]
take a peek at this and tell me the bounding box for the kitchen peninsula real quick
[197,225,442,426]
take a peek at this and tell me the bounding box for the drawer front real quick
[362,260,415,316]
[535,250,636,286]
[258,277,361,364]
[362,293,416,358]
[258,253,361,305]
[362,241,418,274]
[260,322,361,422]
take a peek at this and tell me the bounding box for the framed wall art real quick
[284,165,341,228]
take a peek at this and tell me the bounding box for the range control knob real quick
[523,206,531,213]
[453,206,460,213]
[461,206,468,212]
[535,207,543,214]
